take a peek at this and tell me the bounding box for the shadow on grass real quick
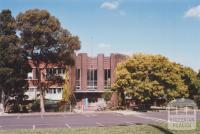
[148,124,174,134]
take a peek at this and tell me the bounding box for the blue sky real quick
[0,0,200,71]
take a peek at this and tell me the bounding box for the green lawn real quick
[0,123,199,134]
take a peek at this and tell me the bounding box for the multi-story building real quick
[26,53,126,108]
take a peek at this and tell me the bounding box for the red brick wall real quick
[97,54,104,91]
[74,53,126,91]
[80,53,88,91]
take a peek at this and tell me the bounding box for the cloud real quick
[185,5,200,19]
[100,1,120,10]
[100,0,127,16]
[98,43,111,49]
[119,10,127,16]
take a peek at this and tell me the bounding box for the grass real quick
[0,123,200,134]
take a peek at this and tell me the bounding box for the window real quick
[87,69,97,90]
[61,68,65,74]
[58,68,61,74]
[46,68,65,78]
[57,88,61,94]
[75,68,81,90]
[32,68,39,79]
[28,88,35,92]
[27,72,33,79]
[104,69,111,89]
[46,89,52,94]
[46,88,62,94]
[53,89,57,94]
[53,68,56,74]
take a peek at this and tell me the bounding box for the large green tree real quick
[0,10,30,111]
[198,70,200,79]
[16,9,80,113]
[193,70,200,107]
[112,54,192,107]
[180,67,200,99]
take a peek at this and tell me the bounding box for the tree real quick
[191,70,200,107]
[62,66,71,102]
[102,91,112,102]
[180,67,200,99]
[16,9,80,113]
[112,54,190,107]
[0,9,30,111]
[198,70,200,79]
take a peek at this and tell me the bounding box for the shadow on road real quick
[148,124,173,134]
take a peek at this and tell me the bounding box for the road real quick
[0,111,199,130]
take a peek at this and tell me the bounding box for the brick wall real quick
[74,53,126,91]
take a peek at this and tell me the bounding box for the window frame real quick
[87,68,98,90]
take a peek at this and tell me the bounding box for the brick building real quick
[26,53,126,107]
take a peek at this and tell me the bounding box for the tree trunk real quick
[0,90,5,113]
[39,89,45,113]
[0,90,3,104]
[2,91,6,110]
[2,91,10,113]
[37,65,45,113]
[121,91,126,106]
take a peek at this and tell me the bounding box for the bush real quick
[102,92,112,102]
[31,100,40,112]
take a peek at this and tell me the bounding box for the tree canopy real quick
[16,9,80,65]
[16,9,81,112]
[198,70,200,79]
[180,67,200,99]
[112,54,199,107]
[0,10,30,111]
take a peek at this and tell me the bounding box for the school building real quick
[26,53,126,108]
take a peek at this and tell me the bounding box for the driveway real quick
[0,111,199,130]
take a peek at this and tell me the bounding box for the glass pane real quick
[108,69,111,78]
[62,68,65,74]
[94,70,97,80]
[49,68,52,75]
[87,69,90,80]
[53,68,56,74]
[58,68,61,74]
[76,69,81,80]
[104,69,107,80]
[57,88,61,94]
[54,89,57,94]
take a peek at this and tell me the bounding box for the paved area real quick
[0,111,199,130]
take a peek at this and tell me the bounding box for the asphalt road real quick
[0,111,199,130]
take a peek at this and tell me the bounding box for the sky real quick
[0,0,200,71]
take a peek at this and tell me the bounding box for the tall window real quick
[76,68,81,90]
[87,69,97,90]
[104,69,111,89]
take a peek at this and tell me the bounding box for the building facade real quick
[26,53,126,107]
